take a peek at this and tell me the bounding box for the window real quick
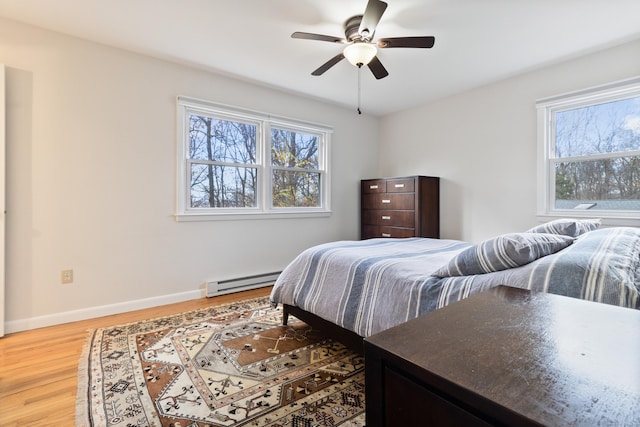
[176,97,331,220]
[536,77,640,226]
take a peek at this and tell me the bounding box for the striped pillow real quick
[432,233,575,277]
[526,218,600,237]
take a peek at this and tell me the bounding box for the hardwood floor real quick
[0,287,272,427]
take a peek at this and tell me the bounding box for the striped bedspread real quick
[270,227,640,337]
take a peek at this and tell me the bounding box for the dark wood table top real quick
[365,286,640,426]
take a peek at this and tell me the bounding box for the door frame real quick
[1,64,6,337]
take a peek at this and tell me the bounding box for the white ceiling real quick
[1,0,639,116]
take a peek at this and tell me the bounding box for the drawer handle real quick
[381,199,391,204]
[381,215,391,220]
[394,184,405,188]
[382,233,391,237]
[369,185,379,189]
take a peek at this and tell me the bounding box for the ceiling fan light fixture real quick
[343,42,377,66]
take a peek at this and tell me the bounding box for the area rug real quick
[76,296,366,427]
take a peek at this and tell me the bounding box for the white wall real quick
[379,39,640,242]
[0,18,379,331]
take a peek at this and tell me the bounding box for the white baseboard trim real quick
[4,289,204,334]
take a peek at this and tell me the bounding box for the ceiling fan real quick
[291,0,435,80]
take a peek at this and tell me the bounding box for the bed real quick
[270,219,640,349]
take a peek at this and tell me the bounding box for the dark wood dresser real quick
[364,286,640,427]
[361,175,439,239]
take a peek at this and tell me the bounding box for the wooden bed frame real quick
[283,304,365,353]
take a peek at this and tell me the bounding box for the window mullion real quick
[552,150,640,163]
[262,123,268,211]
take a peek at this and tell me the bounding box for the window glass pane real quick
[271,128,319,169]
[272,170,320,208]
[189,114,256,164]
[554,155,640,210]
[190,163,257,208]
[555,96,640,158]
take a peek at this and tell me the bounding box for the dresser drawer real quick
[362,193,415,210]
[362,210,415,227]
[385,178,415,193]
[383,366,492,427]
[362,180,387,193]
[362,225,416,239]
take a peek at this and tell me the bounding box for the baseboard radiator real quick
[206,271,281,297]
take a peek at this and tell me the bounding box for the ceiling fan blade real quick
[367,56,389,80]
[311,53,346,76]
[378,36,435,49]
[291,32,346,44]
[359,0,388,39]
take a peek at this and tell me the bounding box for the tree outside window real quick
[189,115,257,208]
[554,97,640,209]
[271,128,320,208]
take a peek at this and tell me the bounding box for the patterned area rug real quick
[76,297,366,427]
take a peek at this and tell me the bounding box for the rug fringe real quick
[76,329,96,427]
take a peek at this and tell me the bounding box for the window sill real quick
[175,210,332,222]
[536,212,640,228]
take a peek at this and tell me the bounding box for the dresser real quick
[364,286,640,426]
[361,175,439,239]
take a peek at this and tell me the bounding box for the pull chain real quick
[357,64,362,115]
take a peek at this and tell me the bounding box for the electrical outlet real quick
[61,269,73,284]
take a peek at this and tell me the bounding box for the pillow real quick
[431,232,574,277]
[525,218,600,237]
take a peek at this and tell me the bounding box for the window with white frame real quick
[176,97,332,220]
[536,77,640,225]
